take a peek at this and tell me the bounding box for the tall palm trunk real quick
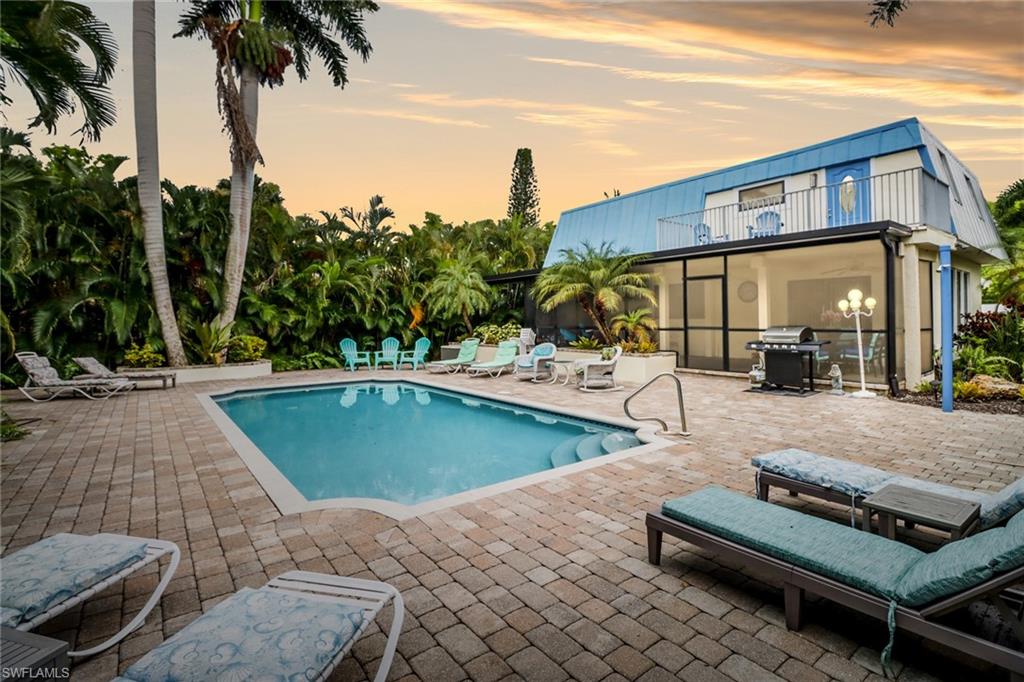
[133,0,187,366]
[216,65,259,329]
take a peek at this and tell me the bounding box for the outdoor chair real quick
[747,210,782,239]
[73,356,176,389]
[0,533,180,659]
[427,338,480,373]
[514,342,556,381]
[16,352,136,402]
[647,486,1024,679]
[380,383,401,405]
[374,337,401,370]
[752,448,1024,530]
[110,571,403,682]
[467,340,520,377]
[339,338,372,371]
[575,346,622,391]
[397,337,431,370]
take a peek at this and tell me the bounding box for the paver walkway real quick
[2,370,1021,681]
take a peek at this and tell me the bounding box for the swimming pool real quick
[203,379,667,518]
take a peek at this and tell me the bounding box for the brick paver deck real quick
[2,370,1021,681]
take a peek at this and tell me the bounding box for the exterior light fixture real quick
[837,288,876,398]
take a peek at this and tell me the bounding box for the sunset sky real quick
[7,1,1023,227]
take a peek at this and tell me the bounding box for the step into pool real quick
[208,380,650,516]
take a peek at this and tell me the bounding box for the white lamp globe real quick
[848,289,863,303]
[865,296,877,310]
[850,299,862,311]
[838,299,850,312]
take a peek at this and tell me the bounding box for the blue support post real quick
[939,245,954,413]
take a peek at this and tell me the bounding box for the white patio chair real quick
[575,345,623,391]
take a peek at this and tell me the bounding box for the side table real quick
[861,484,980,541]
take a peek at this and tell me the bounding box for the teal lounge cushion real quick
[118,586,365,682]
[662,487,922,599]
[751,449,895,497]
[0,533,148,627]
[980,478,1024,529]
[894,511,1024,607]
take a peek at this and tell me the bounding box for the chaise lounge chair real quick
[374,337,401,370]
[73,356,176,389]
[467,339,520,378]
[16,353,136,402]
[111,571,403,682]
[575,345,622,391]
[339,338,372,372]
[753,448,1024,529]
[0,533,180,659]
[397,337,431,370]
[427,338,481,373]
[514,342,556,381]
[646,486,1024,679]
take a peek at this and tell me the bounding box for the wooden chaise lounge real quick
[752,448,1024,530]
[646,486,1024,679]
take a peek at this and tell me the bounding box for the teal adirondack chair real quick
[427,338,481,373]
[397,337,431,370]
[374,337,401,370]
[339,338,371,372]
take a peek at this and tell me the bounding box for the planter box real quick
[117,359,272,384]
[440,344,676,384]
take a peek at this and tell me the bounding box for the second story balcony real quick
[655,167,950,251]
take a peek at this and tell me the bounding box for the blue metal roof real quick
[545,118,926,265]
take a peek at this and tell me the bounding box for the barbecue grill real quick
[745,326,829,393]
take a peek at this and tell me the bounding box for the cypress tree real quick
[507,147,539,228]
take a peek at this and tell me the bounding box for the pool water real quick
[214,381,641,506]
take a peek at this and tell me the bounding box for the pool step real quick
[575,433,608,461]
[601,432,641,453]
[550,435,588,468]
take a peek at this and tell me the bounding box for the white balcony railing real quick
[655,168,950,251]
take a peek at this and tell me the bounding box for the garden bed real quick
[117,359,272,384]
[891,392,1024,416]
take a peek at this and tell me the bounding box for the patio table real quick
[861,484,980,541]
[549,360,577,386]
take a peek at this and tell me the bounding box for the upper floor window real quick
[937,151,962,204]
[963,174,985,218]
[738,181,784,210]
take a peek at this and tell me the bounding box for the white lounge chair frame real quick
[265,571,404,682]
[12,537,181,659]
[15,352,136,402]
[575,346,623,391]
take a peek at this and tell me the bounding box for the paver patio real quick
[2,370,1022,681]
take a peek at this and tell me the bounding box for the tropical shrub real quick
[190,321,234,366]
[1,412,27,442]
[271,352,343,372]
[473,322,521,344]
[123,343,165,368]
[912,380,935,394]
[953,379,985,400]
[953,344,1020,381]
[569,336,602,350]
[227,335,267,363]
[611,308,657,344]
[621,340,659,354]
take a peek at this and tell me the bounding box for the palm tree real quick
[175,0,378,330]
[611,308,657,344]
[0,0,117,141]
[427,254,493,335]
[339,195,397,255]
[133,0,186,366]
[532,242,657,344]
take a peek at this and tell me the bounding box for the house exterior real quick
[530,118,1006,391]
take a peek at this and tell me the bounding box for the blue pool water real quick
[214,381,641,505]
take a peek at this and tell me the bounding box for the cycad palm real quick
[611,308,657,344]
[532,242,656,344]
[427,254,492,334]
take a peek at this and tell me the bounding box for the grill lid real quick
[762,326,813,344]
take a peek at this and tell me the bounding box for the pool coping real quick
[197,375,678,520]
